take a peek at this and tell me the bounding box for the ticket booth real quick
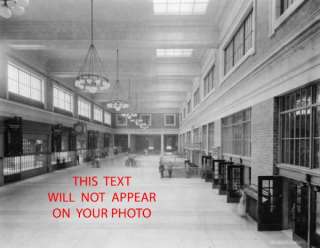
[218,161,233,195]
[226,164,244,203]
[257,176,283,231]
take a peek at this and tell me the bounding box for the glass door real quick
[293,183,308,246]
[226,165,244,203]
[218,161,233,195]
[257,176,283,231]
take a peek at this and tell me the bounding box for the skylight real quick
[153,0,209,15]
[156,49,193,57]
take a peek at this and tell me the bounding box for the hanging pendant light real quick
[106,49,130,112]
[0,0,29,19]
[123,80,138,120]
[75,0,110,94]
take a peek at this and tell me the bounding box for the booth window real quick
[8,62,44,103]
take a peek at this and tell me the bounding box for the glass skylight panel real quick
[156,49,193,57]
[153,0,209,15]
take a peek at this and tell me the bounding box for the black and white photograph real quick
[0,0,320,247]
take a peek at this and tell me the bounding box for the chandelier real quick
[74,0,110,94]
[121,80,138,119]
[0,0,29,19]
[106,49,129,112]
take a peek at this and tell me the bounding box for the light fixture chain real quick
[91,0,94,45]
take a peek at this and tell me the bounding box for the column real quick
[73,94,79,119]
[110,134,115,156]
[0,45,8,99]
[128,134,131,152]
[0,133,4,186]
[161,134,164,155]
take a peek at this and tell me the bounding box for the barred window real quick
[279,83,320,168]
[8,63,44,102]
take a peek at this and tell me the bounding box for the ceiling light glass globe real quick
[0,6,12,18]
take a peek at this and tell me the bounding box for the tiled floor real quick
[0,155,299,248]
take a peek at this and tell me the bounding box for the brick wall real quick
[250,98,274,185]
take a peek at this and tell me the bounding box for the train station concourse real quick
[0,0,320,247]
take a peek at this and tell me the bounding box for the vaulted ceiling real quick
[0,0,232,113]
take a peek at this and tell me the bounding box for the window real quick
[222,109,251,157]
[104,111,111,125]
[224,10,253,75]
[193,128,200,144]
[116,114,127,126]
[203,65,215,96]
[280,0,297,15]
[93,105,103,122]
[8,63,44,102]
[140,114,152,126]
[78,97,91,119]
[270,0,306,34]
[164,114,176,127]
[187,131,191,145]
[279,83,320,168]
[53,85,73,113]
[156,49,193,57]
[187,100,191,113]
[208,122,215,150]
[193,88,200,107]
[202,125,208,150]
[153,0,209,15]
[183,108,186,119]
